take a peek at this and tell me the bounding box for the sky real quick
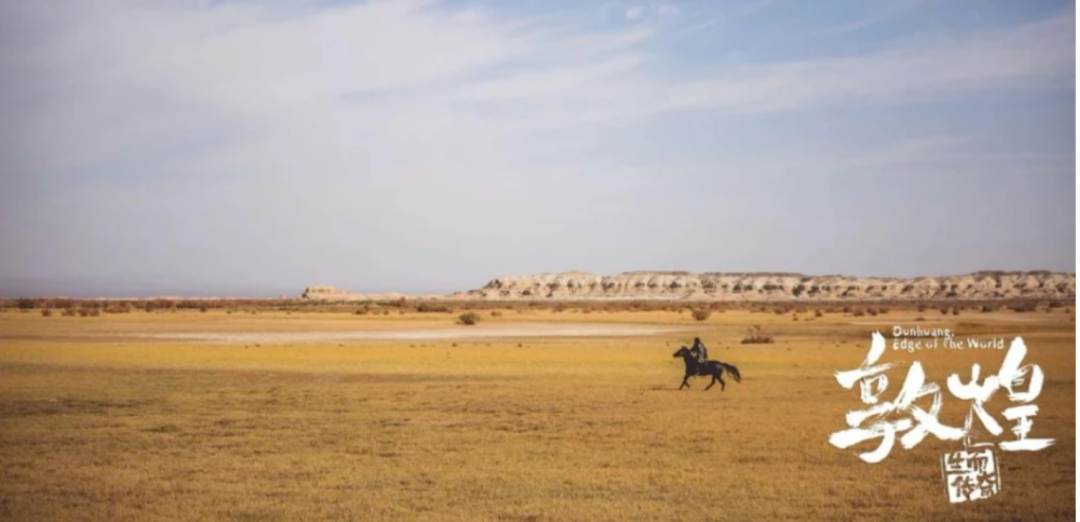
[0,0,1075,297]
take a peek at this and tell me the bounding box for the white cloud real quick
[625,6,645,20]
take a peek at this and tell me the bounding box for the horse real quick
[672,346,742,391]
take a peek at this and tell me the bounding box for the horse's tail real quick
[720,362,742,383]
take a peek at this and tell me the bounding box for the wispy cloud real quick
[0,0,1073,292]
[661,11,1074,113]
[814,0,927,36]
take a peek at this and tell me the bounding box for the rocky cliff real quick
[454,270,1075,301]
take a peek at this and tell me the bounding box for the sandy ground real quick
[133,323,692,344]
[851,313,1051,325]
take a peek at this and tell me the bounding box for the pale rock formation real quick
[456,270,1075,301]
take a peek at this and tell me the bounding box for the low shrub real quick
[417,303,452,313]
[741,325,774,344]
[458,312,481,325]
[691,309,711,321]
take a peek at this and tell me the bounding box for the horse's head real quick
[672,346,690,358]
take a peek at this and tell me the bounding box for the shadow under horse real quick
[672,346,742,391]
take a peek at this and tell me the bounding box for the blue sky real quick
[0,0,1075,296]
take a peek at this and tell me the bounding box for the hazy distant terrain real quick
[301,270,1076,302]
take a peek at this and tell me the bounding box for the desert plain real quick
[0,302,1074,521]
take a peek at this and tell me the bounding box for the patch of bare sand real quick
[135,322,690,344]
[850,313,1056,325]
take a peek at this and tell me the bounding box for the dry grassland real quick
[0,307,1074,521]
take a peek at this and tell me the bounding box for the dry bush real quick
[939,307,949,315]
[490,311,503,317]
[708,302,727,312]
[144,299,175,312]
[852,309,866,317]
[61,309,77,317]
[458,312,481,325]
[1009,303,1038,313]
[417,303,452,313]
[814,310,823,318]
[951,308,960,316]
[40,309,52,317]
[691,309,711,322]
[741,325,774,344]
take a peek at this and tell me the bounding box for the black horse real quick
[672,346,742,391]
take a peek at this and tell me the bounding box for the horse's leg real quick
[706,374,716,390]
[680,374,690,390]
[717,369,727,391]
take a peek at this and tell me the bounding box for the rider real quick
[689,337,709,364]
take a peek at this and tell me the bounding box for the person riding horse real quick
[689,337,708,366]
[672,343,741,391]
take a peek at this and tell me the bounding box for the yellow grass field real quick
[0,307,1074,521]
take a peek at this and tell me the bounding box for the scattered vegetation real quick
[0,297,1062,318]
[691,309,711,321]
[457,312,481,325]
